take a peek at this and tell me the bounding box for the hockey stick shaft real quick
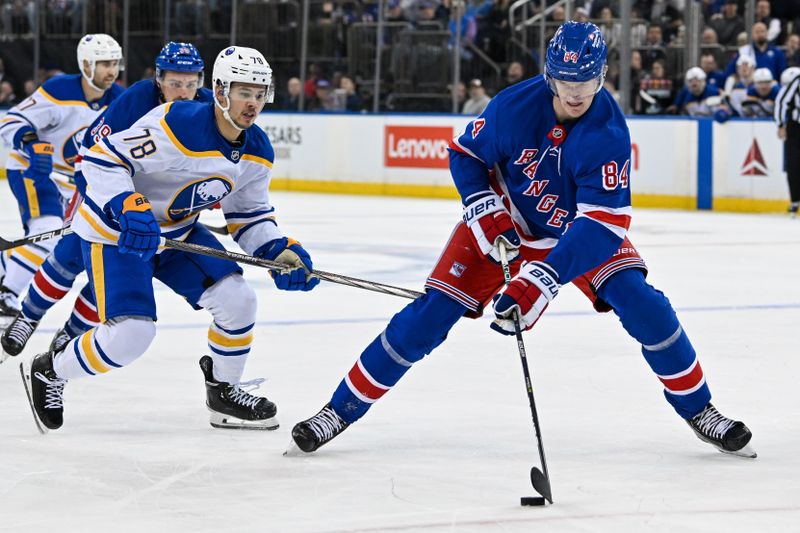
[162,238,424,300]
[498,243,552,503]
[0,227,423,300]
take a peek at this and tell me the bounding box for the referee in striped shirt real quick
[775,68,800,216]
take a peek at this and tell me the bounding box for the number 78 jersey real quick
[73,100,282,255]
[450,76,633,243]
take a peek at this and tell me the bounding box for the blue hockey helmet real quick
[545,22,607,94]
[155,41,205,82]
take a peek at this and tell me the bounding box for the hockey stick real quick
[161,238,424,300]
[0,227,73,251]
[202,223,230,236]
[0,228,423,300]
[498,242,553,505]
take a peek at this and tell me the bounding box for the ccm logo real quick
[384,126,452,169]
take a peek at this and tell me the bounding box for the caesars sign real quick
[384,125,453,169]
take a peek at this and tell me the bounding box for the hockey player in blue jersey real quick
[0,34,124,328]
[19,46,319,434]
[1,42,212,361]
[291,22,756,459]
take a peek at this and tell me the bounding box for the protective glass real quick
[162,79,200,91]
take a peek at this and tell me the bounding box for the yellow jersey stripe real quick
[89,143,128,167]
[15,246,47,267]
[160,102,224,158]
[79,206,119,242]
[10,152,28,166]
[90,243,107,323]
[207,328,254,348]
[37,87,107,110]
[241,154,273,169]
[23,177,40,217]
[81,329,110,373]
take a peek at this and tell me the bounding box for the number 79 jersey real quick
[450,76,632,245]
[73,100,282,255]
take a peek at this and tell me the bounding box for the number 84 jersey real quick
[450,76,632,245]
[73,100,281,255]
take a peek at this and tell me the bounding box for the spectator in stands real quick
[0,79,17,106]
[627,49,646,110]
[503,60,525,88]
[668,66,721,117]
[701,26,727,67]
[740,67,779,117]
[735,30,748,48]
[724,22,787,82]
[308,78,337,112]
[461,78,490,115]
[574,6,589,22]
[339,75,364,112]
[641,23,667,70]
[22,78,34,96]
[708,0,745,46]
[785,34,800,68]
[638,59,673,114]
[700,52,726,89]
[755,0,781,44]
[647,0,683,43]
[597,6,621,49]
[304,63,321,99]
[1,0,35,35]
[0,58,7,85]
[281,76,302,111]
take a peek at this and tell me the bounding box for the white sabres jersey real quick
[0,75,123,196]
[73,100,282,254]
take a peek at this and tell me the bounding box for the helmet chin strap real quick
[82,61,106,93]
[214,89,243,132]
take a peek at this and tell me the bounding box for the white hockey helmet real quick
[780,66,800,86]
[212,46,275,103]
[685,67,706,82]
[77,33,123,91]
[753,68,773,83]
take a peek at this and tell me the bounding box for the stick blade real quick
[531,467,552,503]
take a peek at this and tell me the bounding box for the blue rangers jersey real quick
[449,75,632,284]
[0,74,123,185]
[73,100,281,253]
[81,79,214,151]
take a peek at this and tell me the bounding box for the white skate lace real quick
[34,371,67,409]
[50,329,71,352]
[229,378,266,409]
[306,407,346,442]
[6,316,38,347]
[693,406,735,440]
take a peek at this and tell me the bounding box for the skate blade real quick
[0,349,9,365]
[19,359,48,435]
[208,410,279,431]
[719,443,757,459]
[283,439,307,457]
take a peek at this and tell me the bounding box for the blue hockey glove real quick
[255,237,320,291]
[23,140,54,180]
[106,192,161,261]
[491,261,559,336]
[462,191,521,263]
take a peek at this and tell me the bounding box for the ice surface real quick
[0,186,797,532]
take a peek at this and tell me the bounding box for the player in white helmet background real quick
[0,34,124,327]
[18,46,319,435]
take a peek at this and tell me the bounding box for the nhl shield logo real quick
[231,150,240,161]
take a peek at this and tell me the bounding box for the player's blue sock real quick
[598,268,711,419]
[331,290,466,424]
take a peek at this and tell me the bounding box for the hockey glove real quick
[23,140,55,180]
[491,261,559,336]
[462,191,521,263]
[106,192,161,261]
[255,237,320,291]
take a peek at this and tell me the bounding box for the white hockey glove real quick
[462,191,521,263]
[491,261,560,335]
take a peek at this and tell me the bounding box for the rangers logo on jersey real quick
[167,176,234,221]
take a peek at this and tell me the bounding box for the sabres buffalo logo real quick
[63,127,89,167]
[167,176,233,221]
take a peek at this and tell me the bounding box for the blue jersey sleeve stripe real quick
[6,111,34,127]
[223,208,276,220]
[81,155,129,171]
[233,219,277,240]
[101,137,136,176]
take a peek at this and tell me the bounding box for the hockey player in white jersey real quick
[19,46,319,434]
[0,34,124,326]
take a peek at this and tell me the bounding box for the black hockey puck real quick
[520,496,546,506]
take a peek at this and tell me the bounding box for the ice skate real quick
[0,285,20,331]
[199,355,278,430]
[1,314,40,359]
[49,327,73,355]
[687,403,756,458]
[789,202,799,218]
[20,351,67,434]
[291,403,350,453]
